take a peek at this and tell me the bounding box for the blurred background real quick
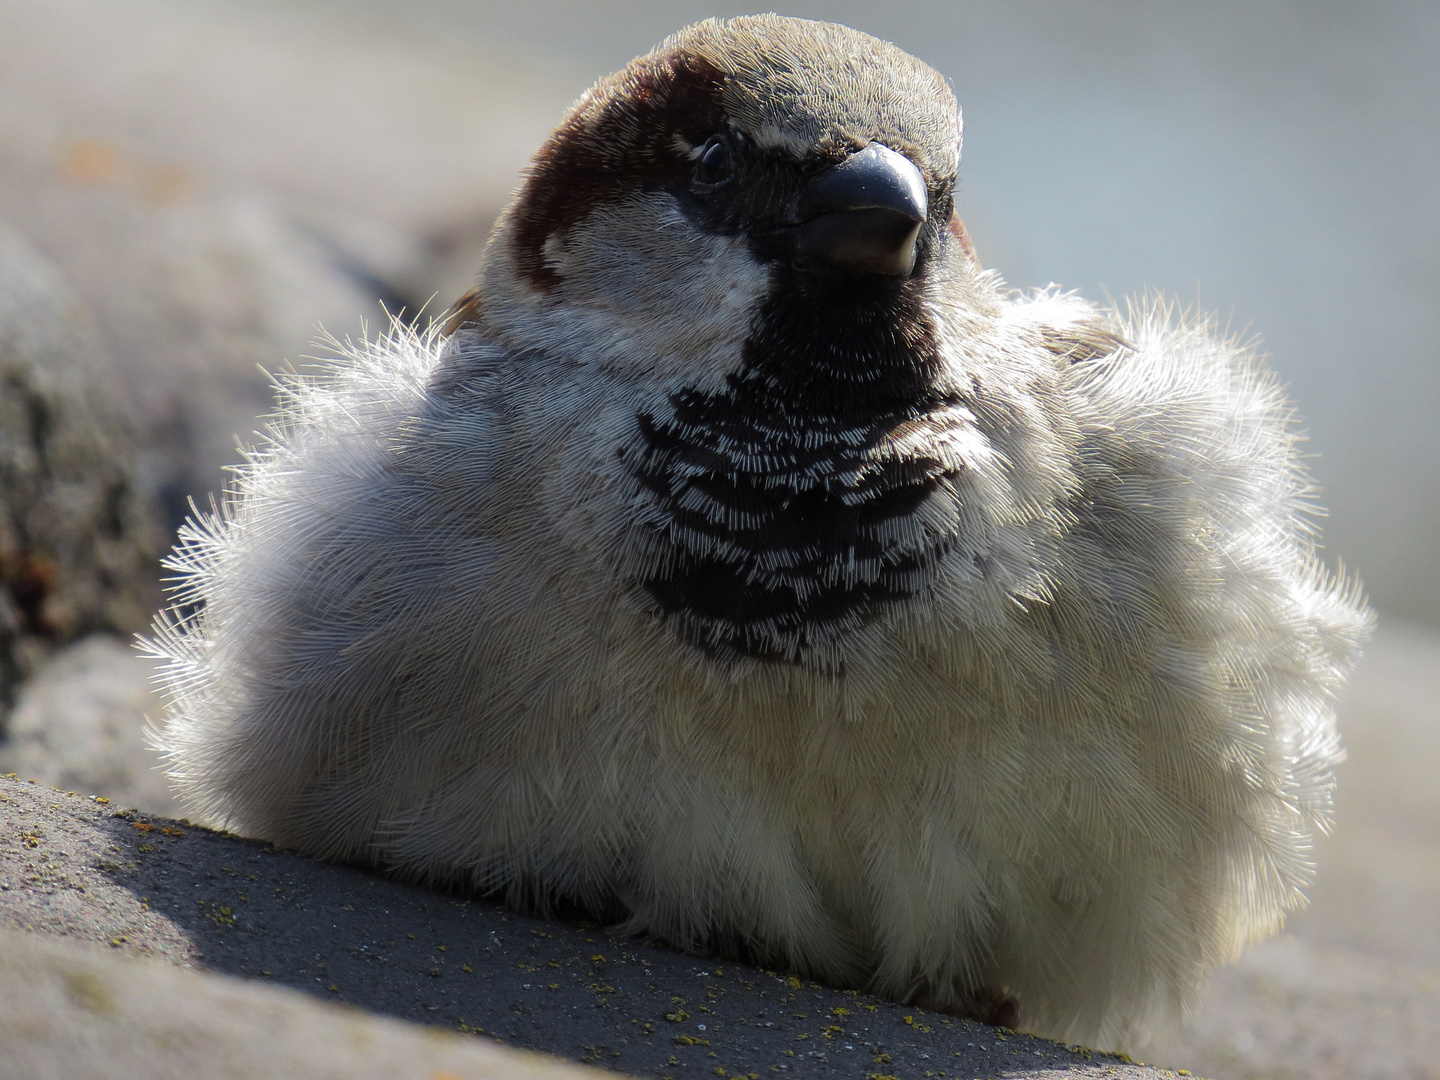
[0,1,1434,1077]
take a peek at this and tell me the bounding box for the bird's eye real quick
[693,136,733,186]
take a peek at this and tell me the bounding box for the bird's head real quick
[466,15,975,391]
[459,17,1000,667]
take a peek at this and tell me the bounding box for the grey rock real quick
[0,778,1177,1080]
[0,635,176,815]
[0,0,571,529]
[0,927,602,1080]
[0,226,164,713]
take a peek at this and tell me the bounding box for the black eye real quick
[693,136,732,186]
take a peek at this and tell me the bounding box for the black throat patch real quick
[625,272,968,666]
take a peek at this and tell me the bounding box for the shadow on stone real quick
[0,777,1167,1079]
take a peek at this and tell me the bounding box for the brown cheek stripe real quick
[1039,325,1129,364]
[510,49,727,290]
[947,210,976,261]
[440,286,482,336]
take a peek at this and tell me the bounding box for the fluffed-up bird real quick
[148,15,1372,1048]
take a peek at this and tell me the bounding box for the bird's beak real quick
[791,143,928,278]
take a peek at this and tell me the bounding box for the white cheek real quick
[544,194,770,384]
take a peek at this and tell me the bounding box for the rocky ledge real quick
[0,776,1191,1080]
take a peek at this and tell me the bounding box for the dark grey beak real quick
[792,143,928,278]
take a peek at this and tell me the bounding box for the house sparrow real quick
[149,15,1372,1047]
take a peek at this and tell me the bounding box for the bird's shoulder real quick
[1057,297,1297,494]
[994,288,1300,492]
[223,323,523,561]
[1024,293,1320,610]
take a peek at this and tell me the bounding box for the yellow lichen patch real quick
[196,900,234,929]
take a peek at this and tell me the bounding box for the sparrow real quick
[149,15,1372,1048]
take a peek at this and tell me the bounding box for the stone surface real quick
[0,778,1180,1080]
[0,225,164,713]
[0,0,570,534]
[0,928,602,1080]
[0,635,178,815]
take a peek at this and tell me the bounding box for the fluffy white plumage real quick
[148,16,1371,1049]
